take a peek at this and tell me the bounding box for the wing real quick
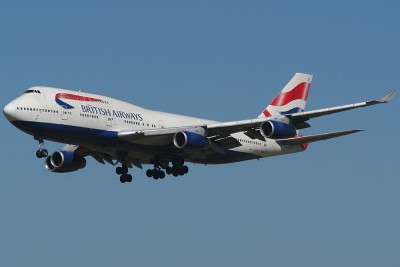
[289,91,396,129]
[206,90,396,134]
[118,91,395,149]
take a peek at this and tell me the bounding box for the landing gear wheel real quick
[147,169,166,180]
[160,171,165,179]
[42,149,48,157]
[146,169,154,178]
[117,163,131,183]
[172,168,179,177]
[116,166,123,175]
[154,170,161,179]
[178,168,185,176]
[182,165,189,174]
[36,149,48,158]
[166,167,172,175]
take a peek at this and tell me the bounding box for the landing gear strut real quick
[146,157,166,180]
[116,164,132,183]
[35,136,48,158]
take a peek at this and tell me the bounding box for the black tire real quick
[146,169,153,178]
[160,171,165,179]
[126,174,132,183]
[42,149,48,157]
[120,175,126,183]
[182,165,189,174]
[172,169,179,177]
[178,168,185,176]
[116,167,123,175]
[36,150,42,158]
[166,167,172,175]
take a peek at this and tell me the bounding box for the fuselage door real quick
[60,107,69,122]
[105,115,113,128]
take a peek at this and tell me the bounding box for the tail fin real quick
[259,73,313,118]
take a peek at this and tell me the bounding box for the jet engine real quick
[260,120,296,139]
[173,131,210,150]
[45,151,86,173]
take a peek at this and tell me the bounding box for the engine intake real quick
[45,151,86,173]
[260,120,296,139]
[173,131,209,150]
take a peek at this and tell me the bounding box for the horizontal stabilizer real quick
[379,90,396,103]
[276,129,364,146]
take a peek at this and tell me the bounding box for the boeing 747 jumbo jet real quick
[3,73,396,183]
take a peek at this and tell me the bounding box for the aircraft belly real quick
[11,120,304,166]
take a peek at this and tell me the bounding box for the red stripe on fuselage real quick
[55,93,101,102]
[270,82,310,107]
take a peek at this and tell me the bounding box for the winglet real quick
[379,91,396,103]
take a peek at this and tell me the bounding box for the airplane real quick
[3,73,396,183]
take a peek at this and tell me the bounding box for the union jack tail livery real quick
[259,73,313,118]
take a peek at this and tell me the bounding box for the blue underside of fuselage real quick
[10,120,258,164]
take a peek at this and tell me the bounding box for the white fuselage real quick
[4,86,304,165]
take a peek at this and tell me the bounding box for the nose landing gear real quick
[35,136,48,158]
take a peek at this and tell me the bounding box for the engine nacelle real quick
[260,120,296,139]
[45,151,86,173]
[173,131,210,150]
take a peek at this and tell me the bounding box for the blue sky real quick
[1,1,399,266]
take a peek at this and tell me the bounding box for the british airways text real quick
[81,105,143,121]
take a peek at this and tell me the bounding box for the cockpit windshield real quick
[23,89,41,94]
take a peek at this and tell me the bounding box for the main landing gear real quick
[146,158,189,180]
[35,136,48,158]
[115,157,189,184]
[146,166,166,179]
[116,164,133,183]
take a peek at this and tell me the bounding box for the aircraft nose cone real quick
[3,101,16,121]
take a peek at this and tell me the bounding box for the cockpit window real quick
[23,89,41,94]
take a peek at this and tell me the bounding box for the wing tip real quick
[378,90,396,103]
